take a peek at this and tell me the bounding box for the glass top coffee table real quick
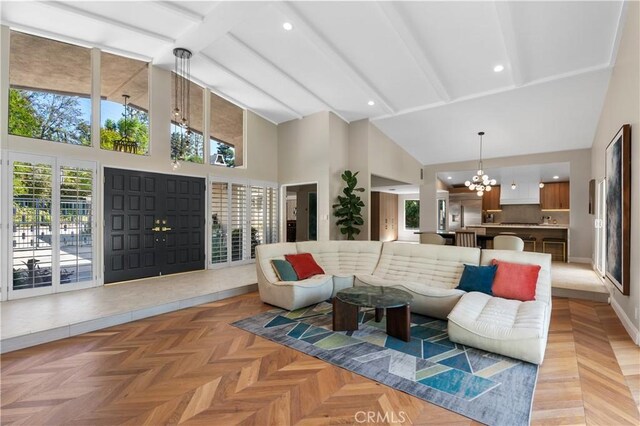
[333,286,413,342]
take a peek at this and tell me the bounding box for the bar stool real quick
[542,237,566,262]
[521,235,537,252]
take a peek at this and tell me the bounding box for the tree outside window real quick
[9,31,91,146]
[405,200,420,230]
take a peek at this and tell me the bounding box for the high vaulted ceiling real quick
[1,1,627,165]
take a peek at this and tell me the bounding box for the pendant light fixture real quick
[172,47,193,170]
[464,132,497,196]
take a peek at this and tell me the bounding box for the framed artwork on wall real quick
[605,124,631,295]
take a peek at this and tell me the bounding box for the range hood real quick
[500,182,541,205]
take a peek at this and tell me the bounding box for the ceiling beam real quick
[274,2,396,115]
[494,2,525,87]
[151,1,205,23]
[371,63,611,122]
[376,2,451,103]
[608,1,628,67]
[225,33,350,123]
[1,20,154,62]
[199,53,303,120]
[37,1,175,44]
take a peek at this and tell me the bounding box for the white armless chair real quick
[493,235,525,251]
[420,233,446,245]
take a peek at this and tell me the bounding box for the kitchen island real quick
[417,223,570,261]
[473,224,569,261]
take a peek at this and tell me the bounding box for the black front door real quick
[104,168,205,284]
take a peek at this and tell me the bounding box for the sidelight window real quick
[209,179,277,267]
[9,154,97,299]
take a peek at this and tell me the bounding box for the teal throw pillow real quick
[456,264,497,295]
[271,259,299,281]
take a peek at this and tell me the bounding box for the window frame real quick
[7,152,98,300]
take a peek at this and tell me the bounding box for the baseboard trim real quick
[568,257,591,264]
[610,296,640,346]
[0,284,258,354]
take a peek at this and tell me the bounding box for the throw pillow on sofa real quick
[285,253,325,279]
[491,259,541,301]
[271,259,299,281]
[456,264,497,295]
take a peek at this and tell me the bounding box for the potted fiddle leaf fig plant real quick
[332,170,365,240]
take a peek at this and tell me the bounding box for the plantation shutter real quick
[210,182,228,265]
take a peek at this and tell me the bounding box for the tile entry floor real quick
[0,260,612,353]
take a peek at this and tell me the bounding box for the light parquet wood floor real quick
[1,293,639,425]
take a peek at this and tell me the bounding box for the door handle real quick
[161,226,172,231]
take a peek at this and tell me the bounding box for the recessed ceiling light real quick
[283,22,293,31]
[367,100,375,106]
[447,176,452,180]
[493,64,504,73]
[553,175,559,180]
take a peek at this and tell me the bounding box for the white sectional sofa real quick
[255,241,552,364]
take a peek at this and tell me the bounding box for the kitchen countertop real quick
[477,224,569,229]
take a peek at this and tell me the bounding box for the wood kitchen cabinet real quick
[371,191,398,241]
[540,182,570,210]
[482,185,501,211]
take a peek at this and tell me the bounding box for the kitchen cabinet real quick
[482,185,501,211]
[540,182,570,210]
[371,192,398,241]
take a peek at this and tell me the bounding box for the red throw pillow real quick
[491,259,541,302]
[285,253,325,280]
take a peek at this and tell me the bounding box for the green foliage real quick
[405,200,420,229]
[100,103,149,154]
[213,141,235,167]
[8,89,40,136]
[332,170,365,240]
[171,128,204,163]
[9,89,91,145]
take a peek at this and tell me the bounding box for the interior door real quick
[104,168,205,284]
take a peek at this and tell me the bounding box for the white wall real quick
[397,193,420,242]
[347,120,371,240]
[421,149,593,260]
[591,2,640,341]
[329,113,350,240]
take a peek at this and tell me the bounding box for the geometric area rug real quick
[232,302,539,426]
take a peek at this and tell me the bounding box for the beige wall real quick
[329,113,350,240]
[278,115,422,241]
[347,120,371,240]
[277,111,331,240]
[421,149,592,260]
[591,2,639,337]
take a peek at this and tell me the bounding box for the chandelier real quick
[172,47,193,170]
[113,94,138,154]
[464,131,496,196]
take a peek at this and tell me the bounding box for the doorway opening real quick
[282,183,317,242]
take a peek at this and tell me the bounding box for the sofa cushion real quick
[257,243,299,283]
[296,241,383,276]
[491,260,540,301]
[480,250,551,304]
[456,264,497,295]
[285,253,325,279]
[447,292,548,364]
[271,259,298,281]
[373,243,481,290]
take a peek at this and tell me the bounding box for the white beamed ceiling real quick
[1,1,626,164]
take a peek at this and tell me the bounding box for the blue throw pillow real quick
[456,264,497,295]
[271,259,299,281]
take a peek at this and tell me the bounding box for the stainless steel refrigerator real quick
[448,199,482,231]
